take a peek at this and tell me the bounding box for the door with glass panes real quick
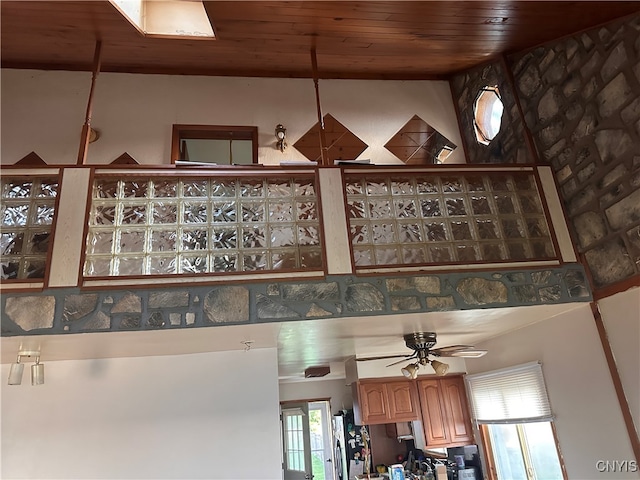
[282,403,313,480]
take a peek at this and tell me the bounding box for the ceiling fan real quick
[355,332,487,378]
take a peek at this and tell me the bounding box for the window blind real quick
[465,362,553,424]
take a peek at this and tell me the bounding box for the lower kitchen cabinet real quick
[417,376,474,447]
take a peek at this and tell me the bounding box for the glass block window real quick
[345,172,556,268]
[84,176,322,277]
[1,177,58,280]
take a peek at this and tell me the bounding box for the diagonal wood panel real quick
[294,114,368,163]
[385,115,457,165]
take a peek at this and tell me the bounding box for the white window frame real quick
[466,362,566,480]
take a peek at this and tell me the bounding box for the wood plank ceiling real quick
[1,1,639,79]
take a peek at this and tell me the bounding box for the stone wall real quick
[450,60,534,164]
[1,266,590,336]
[509,14,640,288]
[450,14,640,289]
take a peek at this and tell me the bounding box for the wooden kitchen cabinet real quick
[417,376,473,447]
[354,380,420,425]
[417,378,450,446]
[358,382,389,424]
[353,376,473,448]
[387,381,420,421]
[441,377,474,445]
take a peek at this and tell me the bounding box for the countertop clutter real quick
[355,444,482,480]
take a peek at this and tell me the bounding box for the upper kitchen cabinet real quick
[387,381,421,421]
[354,380,420,425]
[417,376,474,447]
[417,378,450,446]
[441,377,474,445]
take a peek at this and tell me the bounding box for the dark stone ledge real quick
[1,265,592,337]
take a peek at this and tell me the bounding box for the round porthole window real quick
[473,86,504,145]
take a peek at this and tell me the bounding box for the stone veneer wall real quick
[2,266,590,336]
[450,60,534,164]
[449,14,640,289]
[509,14,640,288]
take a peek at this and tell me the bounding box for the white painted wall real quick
[598,287,640,437]
[279,378,353,415]
[1,348,282,480]
[467,304,640,480]
[1,69,465,166]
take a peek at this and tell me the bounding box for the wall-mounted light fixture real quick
[275,124,287,152]
[7,350,44,386]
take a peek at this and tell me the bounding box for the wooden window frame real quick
[81,171,326,286]
[171,124,259,165]
[341,166,562,273]
[0,170,63,290]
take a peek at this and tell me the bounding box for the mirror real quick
[384,115,457,165]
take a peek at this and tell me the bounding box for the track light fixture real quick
[32,357,45,385]
[7,350,44,386]
[7,357,24,385]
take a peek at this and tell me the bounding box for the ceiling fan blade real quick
[447,349,488,358]
[385,354,418,367]
[432,344,476,352]
[355,353,415,362]
[432,346,488,358]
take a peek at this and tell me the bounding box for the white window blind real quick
[465,362,553,424]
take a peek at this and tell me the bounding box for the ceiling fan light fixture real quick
[430,359,450,376]
[401,362,420,380]
[355,332,488,372]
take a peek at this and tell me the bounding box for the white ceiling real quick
[1,302,585,382]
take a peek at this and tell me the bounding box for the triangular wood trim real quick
[15,152,47,166]
[110,152,139,165]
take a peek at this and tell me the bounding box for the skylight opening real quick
[473,86,504,146]
[110,0,215,39]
